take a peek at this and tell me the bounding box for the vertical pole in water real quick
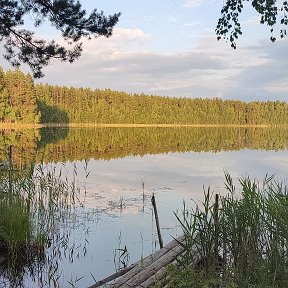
[8,145,13,195]
[142,181,145,212]
[214,193,219,265]
[151,193,163,249]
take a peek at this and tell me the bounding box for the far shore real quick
[0,122,283,130]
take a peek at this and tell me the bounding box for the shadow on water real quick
[37,127,69,149]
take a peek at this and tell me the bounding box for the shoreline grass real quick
[0,165,82,287]
[157,172,288,288]
[0,122,283,130]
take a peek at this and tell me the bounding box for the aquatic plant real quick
[159,172,288,287]
[0,194,34,257]
[0,165,83,287]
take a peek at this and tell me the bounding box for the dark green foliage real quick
[0,194,32,255]
[216,0,288,48]
[37,99,69,123]
[0,0,120,77]
[0,68,10,123]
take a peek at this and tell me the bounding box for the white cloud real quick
[78,28,152,56]
[264,79,288,93]
[39,32,275,100]
[111,28,152,42]
[182,0,206,8]
[2,21,278,102]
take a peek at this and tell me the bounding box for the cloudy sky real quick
[1,0,288,101]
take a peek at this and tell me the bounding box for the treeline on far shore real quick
[0,67,288,125]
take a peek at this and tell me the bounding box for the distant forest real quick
[1,67,288,125]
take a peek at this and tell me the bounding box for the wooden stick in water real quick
[151,193,164,249]
[214,193,219,265]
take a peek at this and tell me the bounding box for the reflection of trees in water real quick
[1,126,288,169]
[37,127,288,164]
[0,128,68,171]
[0,129,40,172]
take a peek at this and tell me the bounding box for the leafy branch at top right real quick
[216,0,288,48]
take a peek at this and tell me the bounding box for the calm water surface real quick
[1,127,288,287]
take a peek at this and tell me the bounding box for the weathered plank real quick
[87,263,137,288]
[88,234,203,288]
[109,235,185,288]
[135,265,168,288]
[121,242,183,287]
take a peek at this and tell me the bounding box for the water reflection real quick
[0,127,288,287]
[0,127,288,169]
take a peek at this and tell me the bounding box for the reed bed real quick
[157,172,288,288]
[0,165,83,287]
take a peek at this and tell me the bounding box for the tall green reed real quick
[0,164,84,287]
[168,172,288,287]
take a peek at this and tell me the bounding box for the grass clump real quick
[0,195,33,257]
[0,165,80,287]
[159,172,288,288]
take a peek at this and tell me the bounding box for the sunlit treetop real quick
[216,0,288,48]
[0,0,120,78]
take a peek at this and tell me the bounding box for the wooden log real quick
[138,244,204,288]
[119,241,184,287]
[87,263,137,288]
[135,265,168,288]
[110,235,185,288]
[87,240,175,288]
[91,234,204,288]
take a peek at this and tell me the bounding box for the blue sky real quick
[1,0,288,101]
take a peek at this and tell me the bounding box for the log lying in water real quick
[88,234,203,288]
[110,235,185,288]
[87,264,137,288]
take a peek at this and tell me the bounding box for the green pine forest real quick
[1,67,288,125]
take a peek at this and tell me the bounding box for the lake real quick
[1,126,288,288]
